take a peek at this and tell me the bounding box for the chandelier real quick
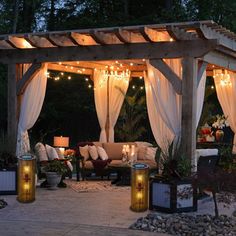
[104,69,130,81]
[213,69,232,87]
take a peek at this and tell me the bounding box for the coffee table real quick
[108,162,131,186]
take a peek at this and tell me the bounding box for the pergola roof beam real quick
[0,39,218,64]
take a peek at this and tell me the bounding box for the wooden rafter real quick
[167,25,198,41]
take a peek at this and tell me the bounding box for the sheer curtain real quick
[94,70,108,142]
[108,75,129,142]
[145,60,206,152]
[196,71,206,127]
[145,59,182,151]
[214,71,236,153]
[16,64,48,156]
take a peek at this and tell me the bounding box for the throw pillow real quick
[88,145,99,160]
[45,144,59,161]
[137,146,147,160]
[145,147,158,161]
[97,146,108,160]
[79,145,90,161]
[35,142,48,162]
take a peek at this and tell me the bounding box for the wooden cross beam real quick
[17,63,43,95]
[0,39,218,64]
[149,59,182,95]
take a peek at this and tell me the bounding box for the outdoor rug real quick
[64,180,130,193]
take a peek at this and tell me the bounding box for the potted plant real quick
[43,160,68,190]
[149,141,197,213]
[0,131,17,195]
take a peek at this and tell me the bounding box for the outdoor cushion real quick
[88,145,99,160]
[35,142,48,162]
[103,142,136,160]
[92,141,103,147]
[137,146,147,160]
[45,144,59,160]
[145,147,158,161]
[135,141,153,147]
[97,146,109,160]
[79,145,90,161]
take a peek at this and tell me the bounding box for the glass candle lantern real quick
[131,163,149,212]
[17,154,36,203]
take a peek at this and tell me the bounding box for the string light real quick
[68,76,71,80]
[140,86,144,90]
[115,61,119,64]
[211,85,214,90]
[88,84,92,88]
[130,63,134,66]
[132,85,136,89]
[60,72,64,76]
[70,66,74,69]
[59,62,62,65]
[85,78,89,81]
[139,76,143,80]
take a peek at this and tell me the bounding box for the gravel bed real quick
[130,213,236,236]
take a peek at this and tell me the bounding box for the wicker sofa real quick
[75,141,158,181]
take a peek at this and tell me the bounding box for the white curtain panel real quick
[214,71,236,153]
[145,60,206,152]
[108,74,129,142]
[145,59,182,151]
[144,71,174,151]
[93,70,108,142]
[196,71,206,127]
[16,64,48,156]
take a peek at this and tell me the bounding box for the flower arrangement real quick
[64,149,75,157]
[212,114,229,129]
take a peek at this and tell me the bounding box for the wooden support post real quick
[181,57,197,165]
[7,64,18,153]
[105,76,110,142]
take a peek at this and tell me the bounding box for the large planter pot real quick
[149,176,197,213]
[0,167,17,195]
[45,172,62,190]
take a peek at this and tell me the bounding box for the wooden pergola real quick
[1,20,236,161]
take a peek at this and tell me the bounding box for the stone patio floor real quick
[0,178,167,236]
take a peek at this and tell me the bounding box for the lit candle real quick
[24,166,30,173]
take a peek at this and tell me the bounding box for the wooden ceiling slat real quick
[26,35,56,48]
[0,40,14,49]
[70,32,98,46]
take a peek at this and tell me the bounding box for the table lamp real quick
[53,136,69,155]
